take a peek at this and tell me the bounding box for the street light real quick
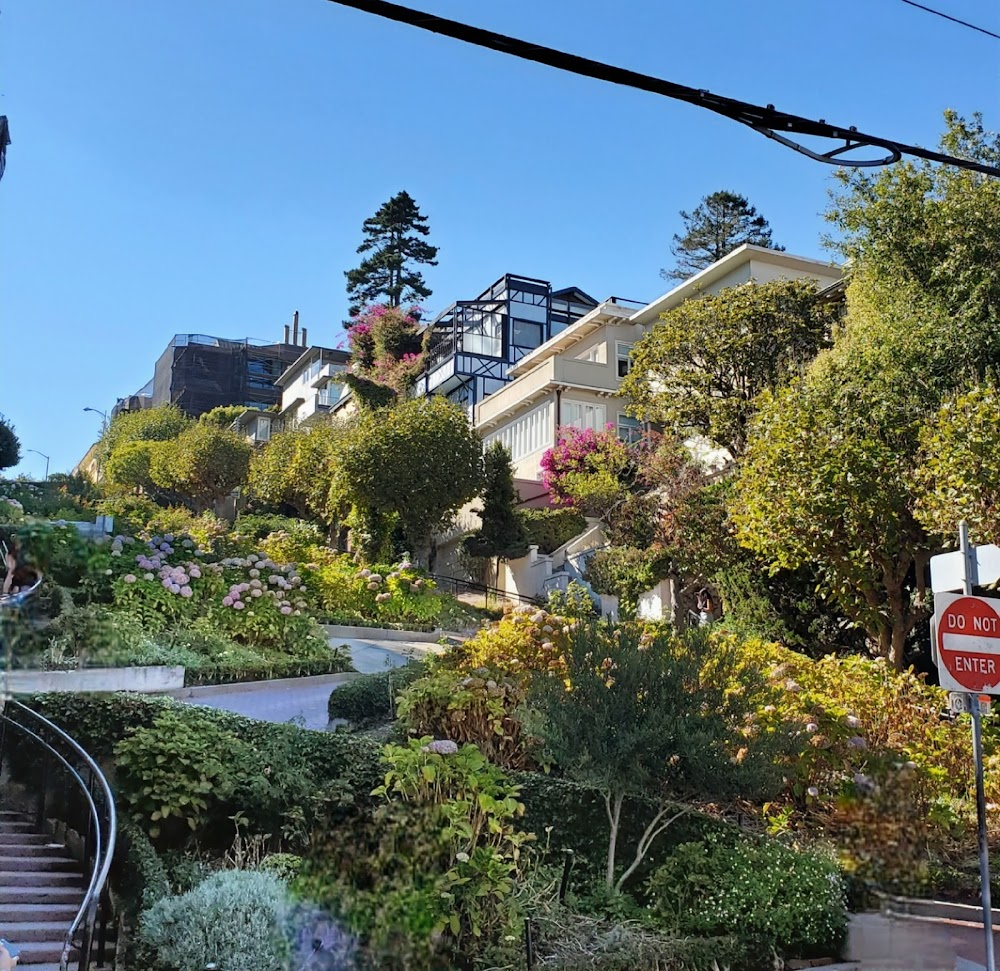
[24,449,49,481]
[83,407,108,435]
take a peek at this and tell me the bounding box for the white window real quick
[562,400,606,432]
[616,342,634,379]
[486,400,552,462]
[617,413,643,444]
[576,342,607,364]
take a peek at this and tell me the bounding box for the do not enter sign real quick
[935,592,1000,694]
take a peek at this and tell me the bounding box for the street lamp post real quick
[83,407,108,436]
[83,408,109,482]
[24,449,49,481]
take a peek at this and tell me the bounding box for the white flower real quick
[455,851,470,863]
[422,739,459,755]
[807,786,819,798]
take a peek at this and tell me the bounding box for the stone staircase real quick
[0,809,86,971]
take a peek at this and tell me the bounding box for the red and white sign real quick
[935,593,1000,694]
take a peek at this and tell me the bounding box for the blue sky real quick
[2,0,998,476]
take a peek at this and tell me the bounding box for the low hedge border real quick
[183,655,354,687]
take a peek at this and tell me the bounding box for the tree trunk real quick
[890,624,908,671]
[604,792,624,889]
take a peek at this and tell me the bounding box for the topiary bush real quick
[327,661,427,726]
[646,832,848,961]
[139,870,293,971]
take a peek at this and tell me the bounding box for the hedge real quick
[327,661,427,725]
[517,508,588,555]
[184,655,353,688]
[21,693,384,801]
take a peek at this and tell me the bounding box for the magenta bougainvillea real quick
[345,304,428,405]
[540,424,631,506]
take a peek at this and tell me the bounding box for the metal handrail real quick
[430,573,543,607]
[0,701,117,971]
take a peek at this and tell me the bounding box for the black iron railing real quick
[0,701,117,971]
[431,573,543,607]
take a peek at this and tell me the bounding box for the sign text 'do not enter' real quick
[935,593,1000,694]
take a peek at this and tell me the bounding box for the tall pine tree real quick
[662,190,782,281]
[463,442,529,595]
[345,191,439,316]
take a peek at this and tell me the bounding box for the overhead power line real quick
[321,0,1000,178]
[897,0,1000,41]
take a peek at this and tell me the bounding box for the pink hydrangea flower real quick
[124,574,137,584]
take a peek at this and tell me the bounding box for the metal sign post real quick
[960,521,997,971]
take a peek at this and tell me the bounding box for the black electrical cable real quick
[320,0,1000,178]
[898,0,1000,41]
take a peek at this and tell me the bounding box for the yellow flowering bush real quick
[718,631,984,891]
[450,606,573,678]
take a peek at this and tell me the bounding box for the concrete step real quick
[0,820,36,833]
[0,855,79,872]
[0,903,81,922]
[0,886,84,905]
[0,870,83,888]
[0,921,74,943]
[8,940,78,965]
[0,842,69,857]
[0,833,66,847]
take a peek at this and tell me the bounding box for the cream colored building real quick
[474,244,842,482]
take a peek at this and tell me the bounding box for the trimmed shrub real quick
[327,661,427,726]
[24,694,384,847]
[139,870,293,971]
[647,833,848,960]
[517,507,588,554]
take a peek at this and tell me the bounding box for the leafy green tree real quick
[529,624,781,891]
[150,424,252,513]
[826,110,1000,374]
[463,442,529,589]
[663,190,783,281]
[337,397,484,566]
[0,414,21,471]
[732,274,961,668]
[914,385,1000,546]
[103,440,164,495]
[101,405,192,463]
[622,279,835,457]
[248,421,352,526]
[345,191,439,316]
[198,405,255,429]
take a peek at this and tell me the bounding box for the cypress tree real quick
[345,191,439,315]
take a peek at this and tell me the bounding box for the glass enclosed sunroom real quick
[414,273,598,415]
